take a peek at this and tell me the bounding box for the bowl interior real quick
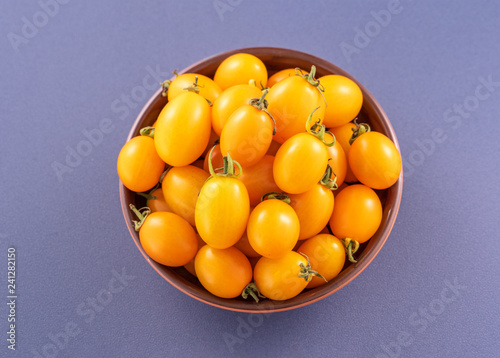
[119,47,403,313]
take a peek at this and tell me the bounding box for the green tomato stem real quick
[261,192,291,204]
[319,164,339,190]
[300,65,327,106]
[139,126,155,138]
[305,108,335,147]
[241,282,266,303]
[297,252,328,283]
[206,146,242,179]
[349,120,371,145]
[136,192,157,201]
[341,238,360,263]
[249,89,277,135]
[129,204,151,232]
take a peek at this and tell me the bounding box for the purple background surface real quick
[1,1,499,357]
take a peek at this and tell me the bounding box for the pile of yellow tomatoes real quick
[117,53,402,302]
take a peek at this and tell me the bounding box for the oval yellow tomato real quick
[267,71,326,143]
[195,245,252,298]
[166,73,222,104]
[254,251,311,300]
[297,234,345,288]
[139,212,198,267]
[220,104,274,168]
[349,131,402,189]
[161,165,210,226]
[247,199,299,259]
[195,176,250,249]
[329,184,382,243]
[154,92,211,166]
[288,183,334,240]
[320,75,363,128]
[117,135,165,193]
[273,132,329,194]
[214,53,268,90]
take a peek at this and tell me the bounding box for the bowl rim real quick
[119,46,403,313]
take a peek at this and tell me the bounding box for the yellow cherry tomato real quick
[288,183,334,240]
[349,131,402,189]
[211,84,263,136]
[220,103,274,168]
[320,75,363,128]
[214,53,268,90]
[195,245,252,299]
[195,175,250,249]
[161,165,210,226]
[297,234,345,289]
[154,92,211,166]
[247,199,300,259]
[166,73,222,104]
[139,211,198,267]
[329,184,382,243]
[117,135,165,193]
[267,68,326,144]
[254,251,313,300]
[273,132,329,194]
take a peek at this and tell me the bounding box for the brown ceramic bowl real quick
[119,47,403,313]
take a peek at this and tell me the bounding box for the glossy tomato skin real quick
[214,53,268,90]
[349,131,402,190]
[320,75,363,128]
[254,251,309,300]
[183,234,209,277]
[220,104,274,168]
[139,212,198,267]
[330,122,358,183]
[195,176,250,249]
[289,183,334,240]
[297,234,345,289]
[267,68,304,88]
[195,245,252,299]
[238,155,280,206]
[267,75,326,144]
[117,135,165,193]
[329,184,382,243]
[154,92,211,166]
[247,199,300,259]
[211,84,263,136]
[147,188,172,213]
[273,133,329,194]
[161,165,210,226]
[167,73,222,104]
[324,132,347,187]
